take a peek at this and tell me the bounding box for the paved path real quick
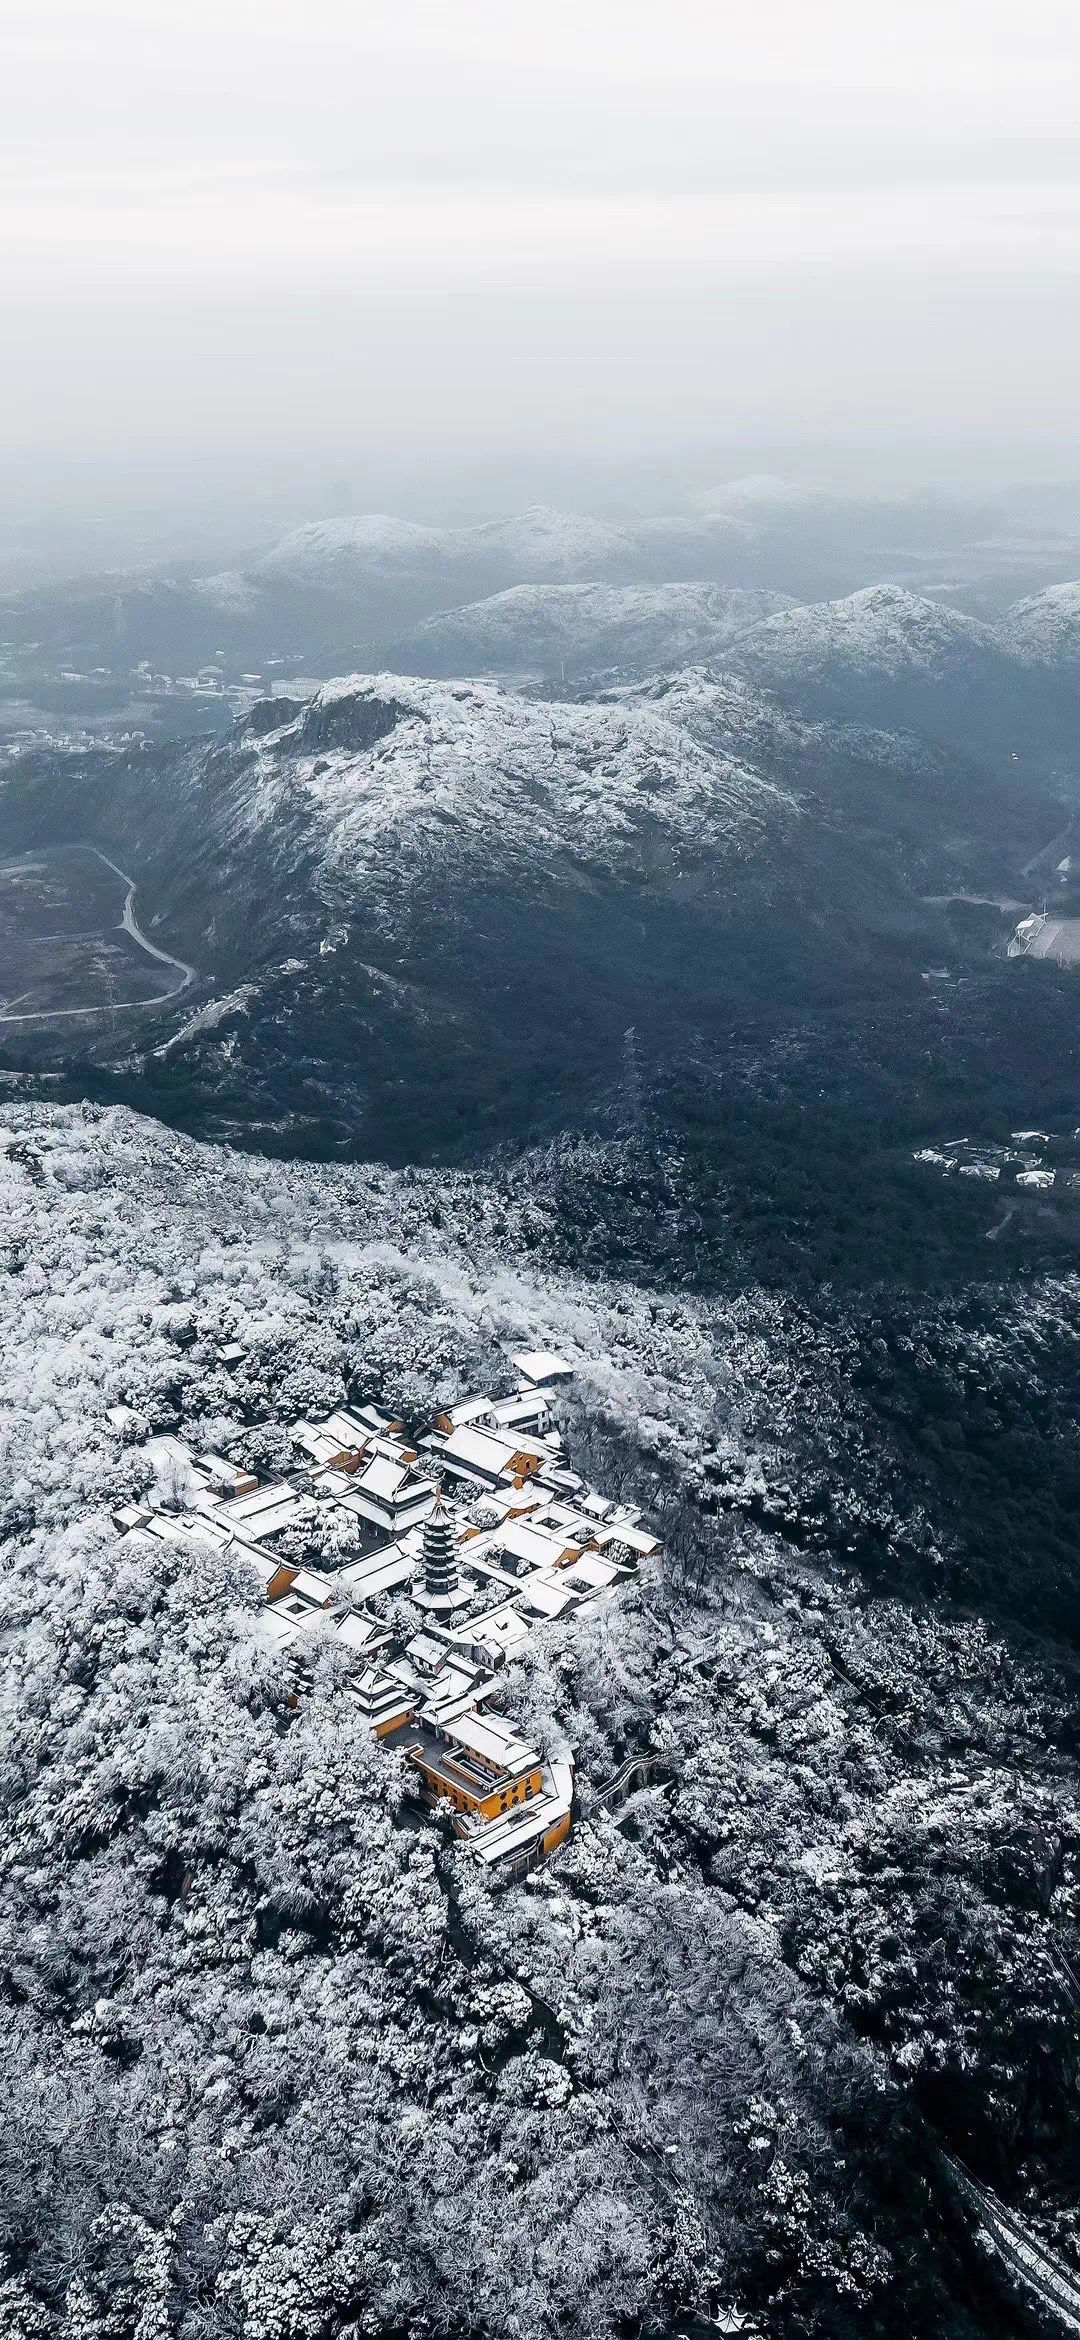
[0,845,196,1024]
[940,2150,1080,2336]
[595,1752,676,1810]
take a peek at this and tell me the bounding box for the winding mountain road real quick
[0,845,196,1024]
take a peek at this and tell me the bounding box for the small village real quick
[109,1350,661,1886]
[913,1127,1072,1190]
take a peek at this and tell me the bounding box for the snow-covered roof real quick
[559,1554,622,1594]
[442,1709,539,1776]
[336,1546,416,1601]
[461,1603,533,1661]
[281,1568,336,1606]
[218,1490,306,1541]
[437,1394,496,1429]
[217,1482,290,1519]
[463,1794,565,1866]
[593,1521,661,1558]
[511,1350,574,1386]
[106,1404,140,1433]
[519,1573,577,1620]
[144,1434,197,1476]
[440,1425,523,1478]
[316,1408,371,1450]
[356,1454,409,1500]
[493,1518,578,1573]
[253,1608,302,1652]
[335,1613,387,1656]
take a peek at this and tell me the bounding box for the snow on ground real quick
[729,584,1002,683]
[405,582,797,674]
[454,505,636,575]
[251,506,635,587]
[155,983,259,1054]
[1003,580,1080,665]
[252,514,447,581]
[220,670,799,893]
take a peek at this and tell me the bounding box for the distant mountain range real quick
[388,580,1080,760]
[6,487,1080,692]
[400,582,796,678]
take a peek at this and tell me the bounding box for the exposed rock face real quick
[216,670,797,893]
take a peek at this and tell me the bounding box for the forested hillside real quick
[2,1103,1080,2339]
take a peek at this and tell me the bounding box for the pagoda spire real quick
[416,1490,460,1613]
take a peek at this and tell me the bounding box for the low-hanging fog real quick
[4,0,1080,576]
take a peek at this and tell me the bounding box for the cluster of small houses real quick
[913,1129,1069,1191]
[110,1351,661,1885]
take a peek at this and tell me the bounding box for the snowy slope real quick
[1003,581,1080,665]
[253,505,638,590]
[730,585,1002,685]
[402,582,797,677]
[214,669,798,897]
[452,505,635,576]
[254,514,446,583]
[244,502,787,606]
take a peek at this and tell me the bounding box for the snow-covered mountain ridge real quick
[215,668,799,895]
[252,512,450,580]
[1002,580,1080,665]
[8,479,1080,708]
[252,502,719,587]
[401,581,796,677]
[729,584,1002,682]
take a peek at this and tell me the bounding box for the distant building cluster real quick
[110,1350,660,1884]
[912,1129,1075,1193]
[1008,906,1080,967]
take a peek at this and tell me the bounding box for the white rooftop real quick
[442,1709,539,1774]
[559,1554,622,1594]
[511,1350,574,1386]
[440,1425,539,1481]
[335,1612,387,1656]
[440,1395,496,1428]
[462,1603,533,1661]
[357,1454,409,1500]
[336,1545,416,1601]
[494,1518,579,1573]
[519,1573,577,1619]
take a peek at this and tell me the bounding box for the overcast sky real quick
[4,0,1080,565]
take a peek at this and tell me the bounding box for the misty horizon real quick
[6,0,1080,578]
[8,447,1080,592]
